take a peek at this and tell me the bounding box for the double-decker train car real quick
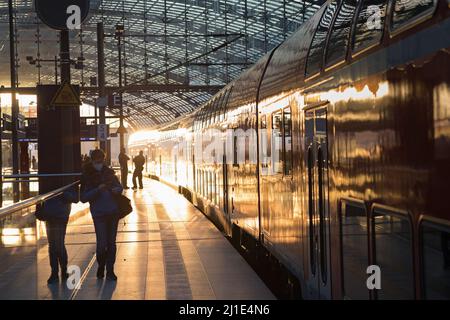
[129,0,450,299]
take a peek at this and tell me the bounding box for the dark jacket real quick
[133,155,145,171]
[41,186,79,221]
[118,152,130,170]
[80,163,123,218]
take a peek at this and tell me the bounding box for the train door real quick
[304,105,331,299]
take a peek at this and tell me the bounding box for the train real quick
[129,0,450,299]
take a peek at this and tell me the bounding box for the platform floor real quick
[0,178,275,300]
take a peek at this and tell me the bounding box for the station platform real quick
[0,178,275,300]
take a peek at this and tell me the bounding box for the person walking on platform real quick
[31,156,37,170]
[80,149,123,281]
[40,185,79,284]
[118,148,130,189]
[132,150,145,190]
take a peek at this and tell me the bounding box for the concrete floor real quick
[0,178,275,300]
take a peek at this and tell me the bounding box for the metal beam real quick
[0,84,223,95]
[81,84,224,94]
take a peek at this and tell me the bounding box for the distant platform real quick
[0,178,275,300]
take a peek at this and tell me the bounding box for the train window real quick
[283,108,293,176]
[325,0,358,67]
[340,200,369,299]
[306,0,339,77]
[352,0,388,53]
[205,171,209,199]
[199,170,202,195]
[233,135,238,166]
[196,169,199,192]
[421,221,450,299]
[373,208,414,299]
[209,171,213,201]
[261,115,267,129]
[198,169,201,193]
[203,170,206,197]
[200,170,203,195]
[213,171,216,203]
[260,115,269,170]
[271,110,283,174]
[214,172,218,205]
[391,0,437,33]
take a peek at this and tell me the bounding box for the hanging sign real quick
[35,0,90,30]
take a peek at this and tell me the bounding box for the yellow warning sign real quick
[50,81,81,107]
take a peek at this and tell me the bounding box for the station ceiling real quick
[0,0,325,130]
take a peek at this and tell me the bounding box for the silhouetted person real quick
[42,186,79,284]
[82,154,91,167]
[118,148,130,189]
[31,156,37,170]
[80,149,123,281]
[132,151,145,190]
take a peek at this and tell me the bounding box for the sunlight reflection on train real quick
[128,130,160,144]
[319,82,389,103]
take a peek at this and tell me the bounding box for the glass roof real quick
[0,0,325,129]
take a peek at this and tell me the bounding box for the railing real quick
[0,179,81,247]
[0,180,80,219]
[0,172,81,207]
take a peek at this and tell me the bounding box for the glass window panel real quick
[306,0,339,76]
[373,210,414,299]
[233,135,238,166]
[422,222,450,300]
[341,201,369,299]
[271,110,283,174]
[326,0,358,66]
[305,111,315,139]
[214,172,218,205]
[392,0,436,32]
[209,171,212,201]
[203,170,207,198]
[352,0,388,53]
[283,108,292,176]
[261,115,267,129]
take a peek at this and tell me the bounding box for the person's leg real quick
[138,170,143,189]
[56,219,69,278]
[132,170,138,189]
[123,170,129,188]
[121,168,128,188]
[93,216,108,278]
[105,215,119,280]
[45,220,59,283]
